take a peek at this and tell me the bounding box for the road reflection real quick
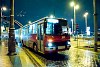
[23,42,100,67]
[63,48,100,67]
[32,47,100,67]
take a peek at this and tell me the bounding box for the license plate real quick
[58,46,65,49]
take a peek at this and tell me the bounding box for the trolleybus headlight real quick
[66,41,71,47]
[48,39,53,42]
[48,43,53,47]
[68,41,70,45]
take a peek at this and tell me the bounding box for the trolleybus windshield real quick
[46,19,68,35]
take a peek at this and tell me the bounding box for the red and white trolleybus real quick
[15,17,71,54]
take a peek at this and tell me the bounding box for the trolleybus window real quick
[32,23,37,34]
[29,24,33,34]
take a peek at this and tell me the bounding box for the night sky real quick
[1,0,100,33]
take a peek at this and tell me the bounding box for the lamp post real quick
[93,0,98,52]
[70,1,79,34]
[7,0,16,55]
[0,6,7,41]
[71,19,74,34]
[0,6,2,42]
[83,12,88,36]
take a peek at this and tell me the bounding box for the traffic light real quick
[76,24,79,31]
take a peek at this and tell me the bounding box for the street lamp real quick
[0,6,7,40]
[83,12,88,35]
[2,6,7,11]
[1,6,7,17]
[70,1,79,33]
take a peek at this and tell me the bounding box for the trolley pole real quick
[93,0,98,52]
[7,0,16,55]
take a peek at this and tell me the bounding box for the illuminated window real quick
[32,23,37,34]
[29,25,33,34]
[46,22,53,34]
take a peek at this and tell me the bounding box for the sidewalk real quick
[70,37,93,47]
[0,41,35,67]
[70,37,100,52]
[0,41,12,67]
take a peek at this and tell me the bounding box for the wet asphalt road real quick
[31,47,100,67]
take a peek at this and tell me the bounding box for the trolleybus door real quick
[37,24,44,52]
